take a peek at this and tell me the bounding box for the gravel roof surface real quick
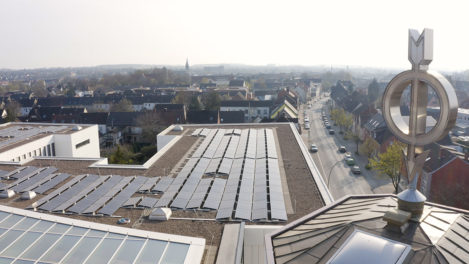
[0,123,325,259]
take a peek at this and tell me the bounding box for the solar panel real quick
[67,175,124,214]
[245,129,257,159]
[9,166,39,180]
[234,159,255,220]
[122,196,142,208]
[82,176,132,214]
[203,178,226,210]
[138,197,158,208]
[98,176,147,215]
[53,176,109,212]
[152,177,174,193]
[234,129,248,159]
[266,129,278,159]
[3,167,44,191]
[191,128,202,137]
[192,129,217,158]
[33,173,71,194]
[252,159,268,220]
[233,129,242,135]
[203,129,225,159]
[39,174,101,212]
[268,158,287,221]
[218,158,233,175]
[12,167,58,193]
[138,177,160,193]
[224,135,239,159]
[256,129,266,159]
[186,178,212,209]
[31,174,87,209]
[205,158,221,175]
[213,135,230,159]
[2,167,25,180]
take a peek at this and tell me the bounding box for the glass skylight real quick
[0,205,205,264]
[327,230,411,264]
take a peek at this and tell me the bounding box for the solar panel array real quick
[0,127,286,221]
[156,128,289,221]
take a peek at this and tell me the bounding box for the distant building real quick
[0,122,100,163]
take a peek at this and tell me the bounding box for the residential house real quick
[220,100,273,122]
[420,144,469,210]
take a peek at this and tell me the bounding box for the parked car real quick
[351,165,361,174]
[304,117,309,122]
[339,146,347,153]
[344,152,352,159]
[329,129,335,135]
[326,124,331,129]
[310,144,318,153]
[305,123,310,130]
[345,157,355,166]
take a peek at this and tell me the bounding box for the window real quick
[23,154,26,159]
[47,145,51,156]
[28,152,32,157]
[51,143,56,156]
[75,139,90,149]
[34,150,37,156]
[43,147,46,156]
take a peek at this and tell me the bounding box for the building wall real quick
[220,106,270,121]
[0,135,55,162]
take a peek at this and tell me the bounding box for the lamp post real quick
[327,160,342,189]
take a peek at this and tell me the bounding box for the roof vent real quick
[72,125,82,131]
[172,125,183,132]
[383,209,411,233]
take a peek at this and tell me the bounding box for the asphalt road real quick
[300,96,394,200]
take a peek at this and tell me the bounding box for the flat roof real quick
[0,123,326,260]
[0,123,94,152]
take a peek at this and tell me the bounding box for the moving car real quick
[310,144,318,153]
[329,129,335,135]
[351,165,361,174]
[339,146,346,153]
[345,157,355,166]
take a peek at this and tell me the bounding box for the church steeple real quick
[185,58,190,71]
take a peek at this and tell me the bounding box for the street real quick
[299,96,394,200]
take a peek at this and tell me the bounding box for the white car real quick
[304,117,309,122]
[305,123,310,130]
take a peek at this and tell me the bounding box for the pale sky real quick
[1,0,468,71]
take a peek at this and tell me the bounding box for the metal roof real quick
[266,195,469,264]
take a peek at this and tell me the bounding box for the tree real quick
[110,98,133,112]
[369,141,406,194]
[346,131,360,155]
[368,78,380,104]
[202,91,221,111]
[172,92,191,106]
[4,101,20,122]
[359,137,380,159]
[108,145,135,164]
[135,112,165,144]
[188,96,202,111]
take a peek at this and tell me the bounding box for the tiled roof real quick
[267,195,469,264]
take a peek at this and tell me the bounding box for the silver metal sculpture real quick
[382,28,458,218]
